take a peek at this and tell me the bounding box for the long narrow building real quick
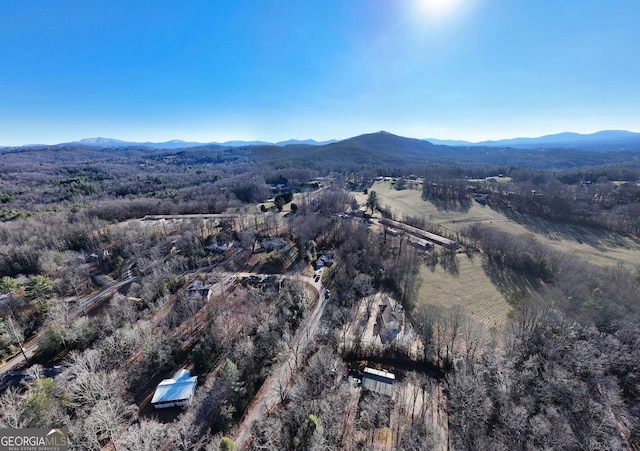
[379,218,458,248]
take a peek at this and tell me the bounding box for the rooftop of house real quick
[188,280,209,291]
[151,369,198,405]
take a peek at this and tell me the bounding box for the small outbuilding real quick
[408,236,432,250]
[386,227,401,237]
[151,369,198,409]
[474,194,488,205]
[361,367,395,396]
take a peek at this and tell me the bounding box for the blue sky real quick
[1,0,639,145]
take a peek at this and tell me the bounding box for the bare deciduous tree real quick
[0,387,27,428]
[460,313,485,365]
[115,418,167,451]
[5,315,28,363]
[80,397,136,450]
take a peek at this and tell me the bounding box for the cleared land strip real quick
[232,277,327,450]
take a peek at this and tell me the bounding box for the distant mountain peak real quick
[76,137,129,145]
[275,138,337,146]
[343,130,433,143]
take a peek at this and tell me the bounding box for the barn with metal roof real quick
[361,367,395,397]
[151,369,198,409]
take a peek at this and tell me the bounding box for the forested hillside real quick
[0,134,639,450]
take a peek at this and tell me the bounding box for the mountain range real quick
[426,130,640,151]
[2,131,640,171]
[5,130,640,159]
[4,129,639,151]
[52,137,338,149]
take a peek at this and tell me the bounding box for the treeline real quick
[410,226,640,448]
[465,224,561,282]
[412,164,640,235]
[0,146,280,219]
[445,311,640,449]
[463,224,639,319]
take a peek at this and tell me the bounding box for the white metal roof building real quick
[151,369,198,409]
[361,367,395,397]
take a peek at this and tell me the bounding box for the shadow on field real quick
[424,251,459,276]
[423,195,472,213]
[439,251,459,276]
[481,257,539,296]
[497,208,640,251]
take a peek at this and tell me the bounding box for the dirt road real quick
[232,270,328,450]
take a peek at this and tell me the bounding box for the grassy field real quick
[415,255,512,329]
[360,181,640,268]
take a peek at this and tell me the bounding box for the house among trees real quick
[85,249,110,263]
[315,253,334,270]
[261,238,288,252]
[151,369,198,409]
[241,275,283,292]
[361,367,395,396]
[186,280,212,302]
[206,242,234,253]
[374,295,405,343]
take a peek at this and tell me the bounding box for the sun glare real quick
[415,0,465,20]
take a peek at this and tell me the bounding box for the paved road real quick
[232,268,329,450]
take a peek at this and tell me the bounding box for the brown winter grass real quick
[363,181,640,268]
[415,255,512,330]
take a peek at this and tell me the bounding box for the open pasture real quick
[415,255,512,329]
[366,181,640,268]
